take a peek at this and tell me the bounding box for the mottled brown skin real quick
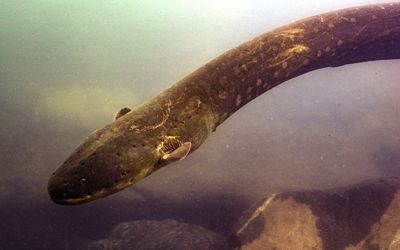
[48,3,400,204]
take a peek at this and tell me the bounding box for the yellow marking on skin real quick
[131,100,172,132]
[352,24,370,41]
[195,97,202,108]
[340,16,349,21]
[389,230,400,249]
[256,79,262,87]
[140,111,169,131]
[256,41,265,50]
[255,43,273,57]
[236,94,242,107]
[218,91,227,99]
[277,44,309,57]
[164,135,180,140]
[156,141,165,153]
[275,28,305,41]
[130,124,139,131]
[219,76,228,85]
[268,44,310,68]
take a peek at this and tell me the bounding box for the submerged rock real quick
[88,219,229,250]
[231,179,400,250]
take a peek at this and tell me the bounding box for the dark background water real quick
[1,0,399,249]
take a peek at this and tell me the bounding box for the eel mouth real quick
[48,182,128,205]
[52,195,96,205]
[48,165,157,205]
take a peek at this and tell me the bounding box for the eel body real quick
[48,3,400,204]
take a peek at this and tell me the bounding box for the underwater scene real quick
[1,0,400,249]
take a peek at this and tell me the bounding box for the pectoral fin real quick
[114,107,131,120]
[161,142,191,162]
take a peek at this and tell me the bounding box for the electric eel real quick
[48,3,400,204]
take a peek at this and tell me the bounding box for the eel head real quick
[47,108,192,205]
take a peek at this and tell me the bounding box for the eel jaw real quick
[53,195,96,205]
[48,185,126,205]
[47,176,116,205]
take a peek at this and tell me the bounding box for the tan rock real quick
[232,179,400,250]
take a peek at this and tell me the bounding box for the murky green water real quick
[1,1,399,249]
